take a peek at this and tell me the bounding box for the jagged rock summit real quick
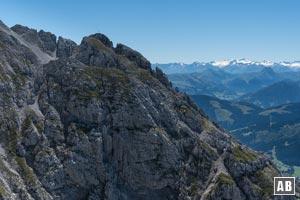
[0,20,291,200]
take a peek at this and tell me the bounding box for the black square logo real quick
[274,177,295,195]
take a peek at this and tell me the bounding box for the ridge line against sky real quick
[1,0,299,63]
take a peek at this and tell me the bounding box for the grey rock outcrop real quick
[76,35,118,67]
[0,20,295,200]
[11,24,57,55]
[154,67,172,87]
[115,43,151,71]
[90,33,113,48]
[38,30,57,53]
[56,36,77,58]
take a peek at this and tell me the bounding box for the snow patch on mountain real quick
[280,61,300,68]
[211,60,232,67]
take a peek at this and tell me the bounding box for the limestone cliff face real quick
[0,20,290,200]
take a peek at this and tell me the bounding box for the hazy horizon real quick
[152,58,300,64]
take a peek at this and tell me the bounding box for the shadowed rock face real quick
[115,43,151,71]
[56,36,77,58]
[11,24,57,55]
[76,35,119,68]
[89,33,113,48]
[0,20,293,200]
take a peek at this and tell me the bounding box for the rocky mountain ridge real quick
[0,20,292,199]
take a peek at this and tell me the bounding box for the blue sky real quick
[1,0,300,63]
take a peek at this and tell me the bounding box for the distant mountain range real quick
[152,59,300,74]
[167,67,300,103]
[191,94,300,173]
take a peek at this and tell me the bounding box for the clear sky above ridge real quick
[1,0,299,63]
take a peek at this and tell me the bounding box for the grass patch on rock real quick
[15,157,36,185]
[232,145,257,162]
[217,173,235,185]
[255,167,277,197]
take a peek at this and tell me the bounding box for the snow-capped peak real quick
[257,60,274,67]
[210,59,277,67]
[234,58,254,64]
[210,58,255,67]
[210,59,233,67]
[279,61,300,68]
[193,61,206,65]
